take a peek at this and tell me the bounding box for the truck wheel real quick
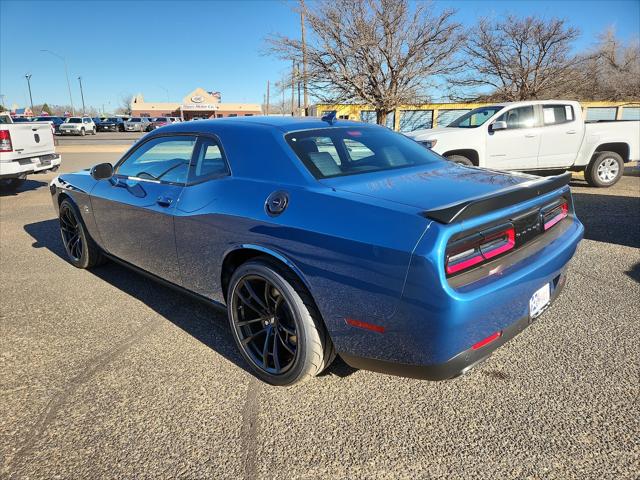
[446,154,474,166]
[227,257,336,386]
[0,177,26,191]
[80,128,86,136]
[585,151,623,187]
[59,199,104,269]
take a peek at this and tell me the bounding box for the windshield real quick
[448,106,503,128]
[68,118,82,123]
[106,117,118,122]
[286,127,442,179]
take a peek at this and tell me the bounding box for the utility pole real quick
[77,76,86,114]
[297,63,301,111]
[25,74,34,113]
[300,0,308,115]
[266,80,270,115]
[41,50,74,115]
[291,60,295,116]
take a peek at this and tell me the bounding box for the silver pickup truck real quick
[0,113,62,190]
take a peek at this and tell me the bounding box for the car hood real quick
[321,163,534,212]
[405,127,466,140]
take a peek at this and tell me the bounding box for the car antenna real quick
[321,110,337,125]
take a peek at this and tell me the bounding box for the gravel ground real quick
[1,152,638,479]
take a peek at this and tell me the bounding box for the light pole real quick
[25,74,34,113]
[77,76,86,114]
[40,49,74,115]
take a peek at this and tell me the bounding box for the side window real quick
[116,136,196,184]
[187,137,229,183]
[495,106,536,129]
[288,136,342,177]
[542,104,574,125]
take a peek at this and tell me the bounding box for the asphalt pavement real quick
[1,148,638,479]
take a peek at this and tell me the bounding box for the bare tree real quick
[576,29,640,101]
[454,16,582,101]
[267,0,464,125]
[116,94,133,115]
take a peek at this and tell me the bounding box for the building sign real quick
[190,95,205,103]
[183,103,220,110]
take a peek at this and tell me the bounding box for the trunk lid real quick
[321,163,535,213]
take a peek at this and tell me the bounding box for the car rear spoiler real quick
[423,172,572,224]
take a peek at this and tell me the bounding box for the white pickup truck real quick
[0,113,62,190]
[406,100,640,187]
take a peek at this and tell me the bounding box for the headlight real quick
[422,139,438,149]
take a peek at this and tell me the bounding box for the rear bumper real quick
[0,154,62,179]
[341,270,567,380]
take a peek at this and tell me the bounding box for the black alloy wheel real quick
[59,203,83,262]
[58,199,104,269]
[231,274,299,375]
[227,258,335,385]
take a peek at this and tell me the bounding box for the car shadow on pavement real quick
[0,179,48,196]
[24,219,356,381]
[572,192,640,249]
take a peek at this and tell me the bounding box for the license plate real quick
[529,283,551,319]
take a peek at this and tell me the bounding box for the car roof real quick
[156,115,371,134]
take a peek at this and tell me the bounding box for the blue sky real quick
[1,0,639,111]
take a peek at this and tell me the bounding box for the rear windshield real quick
[130,118,141,122]
[106,117,118,122]
[285,127,442,179]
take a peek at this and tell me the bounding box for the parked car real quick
[50,116,583,385]
[124,117,150,132]
[146,117,172,131]
[59,117,96,136]
[98,117,126,132]
[33,116,65,134]
[0,112,61,190]
[406,100,640,187]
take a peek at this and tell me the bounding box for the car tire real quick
[59,199,104,269]
[92,127,96,135]
[585,151,624,188]
[227,257,336,386]
[0,177,26,191]
[445,154,474,166]
[80,128,86,136]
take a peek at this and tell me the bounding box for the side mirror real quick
[491,121,507,131]
[90,162,114,180]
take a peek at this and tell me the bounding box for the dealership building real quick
[130,88,261,120]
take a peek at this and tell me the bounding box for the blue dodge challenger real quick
[50,115,584,385]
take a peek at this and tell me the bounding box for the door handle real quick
[566,130,577,134]
[524,134,537,138]
[156,196,173,207]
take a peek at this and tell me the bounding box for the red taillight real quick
[0,130,12,152]
[471,331,502,350]
[543,202,568,231]
[446,223,515,276]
